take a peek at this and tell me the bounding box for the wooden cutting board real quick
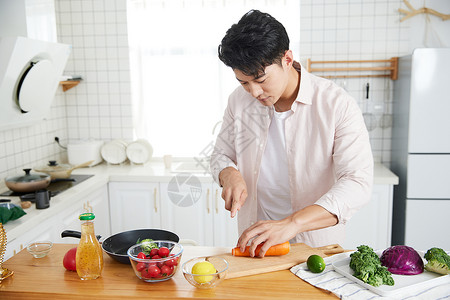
[207,243,344,279]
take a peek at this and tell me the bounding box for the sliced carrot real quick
[231,241,290,257]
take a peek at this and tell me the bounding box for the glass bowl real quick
[127,240,183,282]
[182,256,228,289]
[26,241,53,258]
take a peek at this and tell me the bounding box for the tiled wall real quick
[1,0,449,182]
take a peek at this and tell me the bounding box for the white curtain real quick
[127,0,300,157]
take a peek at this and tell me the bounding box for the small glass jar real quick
[76,212,104,280]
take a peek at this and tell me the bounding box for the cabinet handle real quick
[153,188,158,212]
[206,188,210,214]
[215,189,219,214]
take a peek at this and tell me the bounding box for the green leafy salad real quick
[349,245,394,287]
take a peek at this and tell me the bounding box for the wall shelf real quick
[60,80,80,92]
[306,57,399,80]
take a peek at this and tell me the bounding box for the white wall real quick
[1,0,449,182]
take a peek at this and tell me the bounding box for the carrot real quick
[231,241,290,257]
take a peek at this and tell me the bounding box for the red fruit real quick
[140,268,152,279]
[137,252,146,259]
[63,247,77,271]
[147,265,161,278]
[165,258,178,267]
[151,255,161,260]
[150,248,159,257]
[158,247,170,258]
[136,262,147,272]
[161,264,174,276]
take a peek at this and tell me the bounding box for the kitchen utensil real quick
[26,241,52,258]
[61,228,180,264]
[208,243,344,279]
[126,139,153,164]
[5,169,51,193]
[0,223,14,282]
[34,160,94,180]
[67,139,104,167]
[128,240,183,282]
[35,189,51,209]
[379,78,393,129]
[101,140,128,164]
[362,82,377,131]
[182,256,229,289]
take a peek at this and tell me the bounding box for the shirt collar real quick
[293,61,313,107]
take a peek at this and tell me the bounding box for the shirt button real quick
[259,143,264,148]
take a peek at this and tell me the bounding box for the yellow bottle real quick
[76,212,103,280]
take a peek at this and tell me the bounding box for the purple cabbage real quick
[380,245,424,275]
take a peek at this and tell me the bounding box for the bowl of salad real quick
[127,240,183,282]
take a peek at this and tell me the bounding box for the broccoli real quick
[136,238,158,255]
[424,247,450,275]
[349,245,394,287]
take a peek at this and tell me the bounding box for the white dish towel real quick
[290,253,450,300]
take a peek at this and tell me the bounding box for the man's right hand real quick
[219,167,248,218]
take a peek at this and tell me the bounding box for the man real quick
[210,10,373,257]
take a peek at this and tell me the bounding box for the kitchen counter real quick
[0,243,337,299]
[1,161,398,245]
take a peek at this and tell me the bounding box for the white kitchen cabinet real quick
[211,183,239,247]
[405,199,450,250]
[5,215,59,260]
[108,179,238,247]
[159,179,214,246]
[343,184,393,250]
[108,182,161,234]
[56,185,111,244]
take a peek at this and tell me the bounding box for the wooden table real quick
[0,244,337,299]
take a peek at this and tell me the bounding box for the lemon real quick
[191,261,216,283]
[307,255,326,273]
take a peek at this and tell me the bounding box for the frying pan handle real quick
[61,230,101,241]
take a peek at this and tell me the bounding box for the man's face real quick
[233,60,290,107]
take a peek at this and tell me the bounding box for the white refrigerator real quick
[391,48,450,250]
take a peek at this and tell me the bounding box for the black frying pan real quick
[61,229,179,264]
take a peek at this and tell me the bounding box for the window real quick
[127,0,300,157]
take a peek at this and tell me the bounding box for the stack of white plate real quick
[126,139,153,164]
[101,140,128,164]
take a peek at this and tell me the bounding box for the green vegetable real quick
[349,245,394,287]
[136,238,158,255]
[424,247,450,275]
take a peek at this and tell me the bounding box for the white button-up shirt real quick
[210,62,373,247]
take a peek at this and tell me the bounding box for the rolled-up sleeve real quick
[314,95,374,224]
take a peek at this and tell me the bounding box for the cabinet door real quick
[86,185,111,238]
[160,177,214,246]
[405,199,450,250]
[109,182,161,234]
[212,183,239,247]
[343,185,393,250]
[5,216,57,261]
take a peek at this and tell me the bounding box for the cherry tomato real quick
[137,252,146,259]
[140,268,152,279]
[147,265,161,278]
[150,248,159,257]
[161,264,174,276]
[136,262,147,272]
[63,247,77,271]
[151,255,161,260]
[158,247,170,258]
[165,258,178,267]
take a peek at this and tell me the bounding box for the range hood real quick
[0,36,71,130]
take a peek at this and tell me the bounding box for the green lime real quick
[307,255,326,273]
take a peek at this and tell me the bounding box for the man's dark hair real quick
[218,10,290,77]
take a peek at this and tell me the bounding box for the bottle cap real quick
[79,212,95,220]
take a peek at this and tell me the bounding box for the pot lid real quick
[5,169,50,183]
[34,160,72,172]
